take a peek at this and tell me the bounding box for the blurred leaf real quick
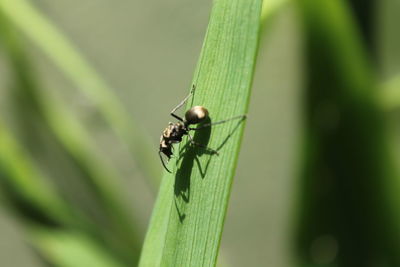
[295,0,400,265]
[32,229,125,267]
[0,12,141,264]
[261,0,288,23]
[0,0,160,184]
[0,120,72,226]
[380,74,400,110]
[347,0,375,54]
[139,0,262,266]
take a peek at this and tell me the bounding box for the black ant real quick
[159,85,246,173]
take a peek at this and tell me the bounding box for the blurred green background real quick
[0,0,400,266]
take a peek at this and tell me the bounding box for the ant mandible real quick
[159,85,246,173]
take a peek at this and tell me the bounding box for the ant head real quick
[185,106,209,125]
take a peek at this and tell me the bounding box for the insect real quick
[159,85,246,173]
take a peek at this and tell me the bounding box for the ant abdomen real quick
[185,106,209,125]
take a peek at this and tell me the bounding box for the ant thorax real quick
[159,122,187,160]
[163,122,187,142]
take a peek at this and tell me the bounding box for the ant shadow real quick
[172,116,245,223]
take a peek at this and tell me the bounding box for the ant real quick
[159,85,246,173]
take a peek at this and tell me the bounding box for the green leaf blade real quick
[140,0,262,266]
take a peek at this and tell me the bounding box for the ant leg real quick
[189,114,246,130]
[159,151,172,173]
[187,134,219,155]
[170,84,196,121]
